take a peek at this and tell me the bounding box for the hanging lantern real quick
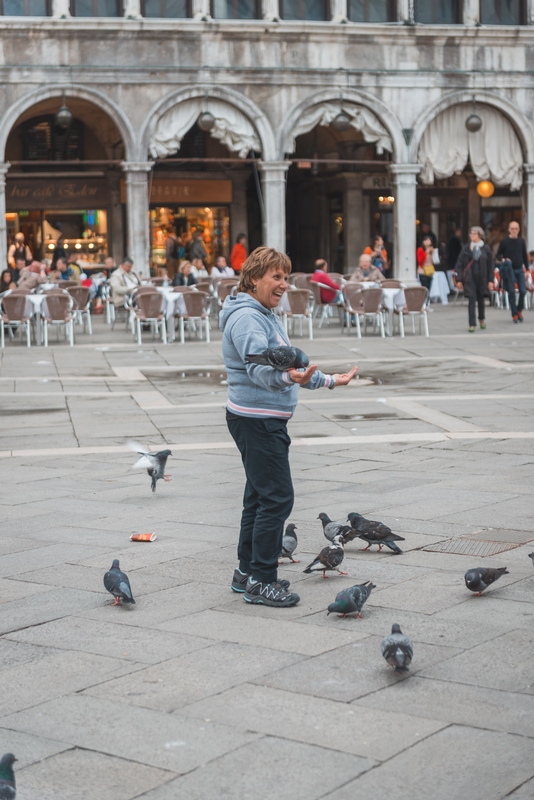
[332,112,351,132]
[465,113,482,133]
[55,102,73,129]
[198,111,215,132]
[477,180,495,198]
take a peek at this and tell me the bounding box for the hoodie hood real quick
[219,292,272,331]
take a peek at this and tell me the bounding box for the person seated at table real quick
[50,257,80,284]
[349,254,386,283]
[67,252,83,282]
[311,258,342,303]
[172,261,197,287]
[363,235,388,274]
[109,257,140,304]
[211,256,235,278]
[0,269,15,293]
[17,262,47,291]
[190,257,209,280]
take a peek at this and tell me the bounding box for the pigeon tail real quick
[383,541,403,555]
[244,354,269,365]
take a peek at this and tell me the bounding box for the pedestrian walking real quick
[220,247,357,608]
[230,233,247,273]
[455,227,494,332]
[496,221,528,323]
[416,236,436,291]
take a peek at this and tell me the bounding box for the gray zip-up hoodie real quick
[220,292,335,419]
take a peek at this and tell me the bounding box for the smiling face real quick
[251,265,289,310]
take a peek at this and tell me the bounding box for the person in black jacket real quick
[455,227,494,332]
[496,221,528,322]
[172,261,197,287]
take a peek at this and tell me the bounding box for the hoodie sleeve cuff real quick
[324,374,336,390]
[282,371,294,384]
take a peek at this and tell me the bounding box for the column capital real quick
[121,161,154,173]
[0,162,11,176]
[258,160,291,174]
[389,163,421,176]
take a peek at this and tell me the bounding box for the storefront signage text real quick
[6,179,108,210]
[120,178,233,205]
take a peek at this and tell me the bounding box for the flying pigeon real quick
[381,624,413,672]
[529,552,534,567]
[464,567,509,596]
[303,534,347,578]
[245,346,309,371]
[128,442,172,492]
[327,581,376,618]
[317,512,353,543]
[0,753,16,800]
[279,523,300,563]
[346,512,405,554]
[104,559,136,606]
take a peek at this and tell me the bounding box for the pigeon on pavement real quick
[0,753,16,800]
[346,512,405,554]
[327,581,376,618]
[529,552,534,567]
[381,624,413,672]
[245,346,309,370]
[318,512,353,543]
[303,535,347,578]
[279,523,300,563]
[128,442,172,493]
[104,559,136,606]
[464,567,509,596]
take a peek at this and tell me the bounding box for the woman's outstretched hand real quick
[287,364,318,384]
[331,366,358,386]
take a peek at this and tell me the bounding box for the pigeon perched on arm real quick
[0,753,17,800]
[318,512,353,544]
[464,567,508,596]
[104,559,135,606]
[303,534,347,578]
[245,346,309,371]
[128,442,172,493]
[327,581,375,618]
[381,624,413,672]
[279,523,300,563]
[347,512,405,554]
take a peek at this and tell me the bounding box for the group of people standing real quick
[163,228,248,281]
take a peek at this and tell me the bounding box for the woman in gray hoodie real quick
[220,247,357,608]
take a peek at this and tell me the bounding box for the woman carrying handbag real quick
[455,227,494,332]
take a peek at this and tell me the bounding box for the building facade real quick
[1,0,534,280]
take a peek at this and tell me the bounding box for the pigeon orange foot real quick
[163,475,171,482]
[112,597,121,606]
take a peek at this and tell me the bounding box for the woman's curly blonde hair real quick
[238,247,292,292]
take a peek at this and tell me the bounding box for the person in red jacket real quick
[311,259,342,303]
[230,233,248,273]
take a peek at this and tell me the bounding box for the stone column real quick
[390,164,420,284]
[467,173,480,231]
[230,170,250,253]
[397,0,414,23]
[52,0,70,16]
[523,164,534,249]
[121,162,152,278]
[0,163,9,269]
[528,0,534,24]
[123,0,142,18]
[463,0,479,24]
[192,0,210,18]
[262,0,279,20]
[331,0,348,22]
[259,161,290,252]
[342,173,365,271]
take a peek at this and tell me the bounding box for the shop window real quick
[348,0,395,22]
[211,0,259,18]
[142,0,190,16]
[70,0,122,15]
[480,0,525,24]
[0,0,50,14]
[280,0,328,21]
[23,117,83,161]
[414,0,460,23]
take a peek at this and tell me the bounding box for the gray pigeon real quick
[464,567,508,596]
[303,535,347,578]
[327,581,375,618]
[381,624,413,672]
[104,559,136,606]
[0,753,16,800]
[346,512,405,554]
[318,512,353,543]
[279,523,300,563]
[129,442,172,492]
[245,346,309,370]
[529,552,534,567]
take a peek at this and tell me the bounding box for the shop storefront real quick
[5,176,110,265]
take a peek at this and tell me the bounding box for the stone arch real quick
[410,90,534,165]
[278,89,406,163]
[0,84,136,162]
[140,85,277,162]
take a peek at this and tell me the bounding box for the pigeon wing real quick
[321,545,344,570]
